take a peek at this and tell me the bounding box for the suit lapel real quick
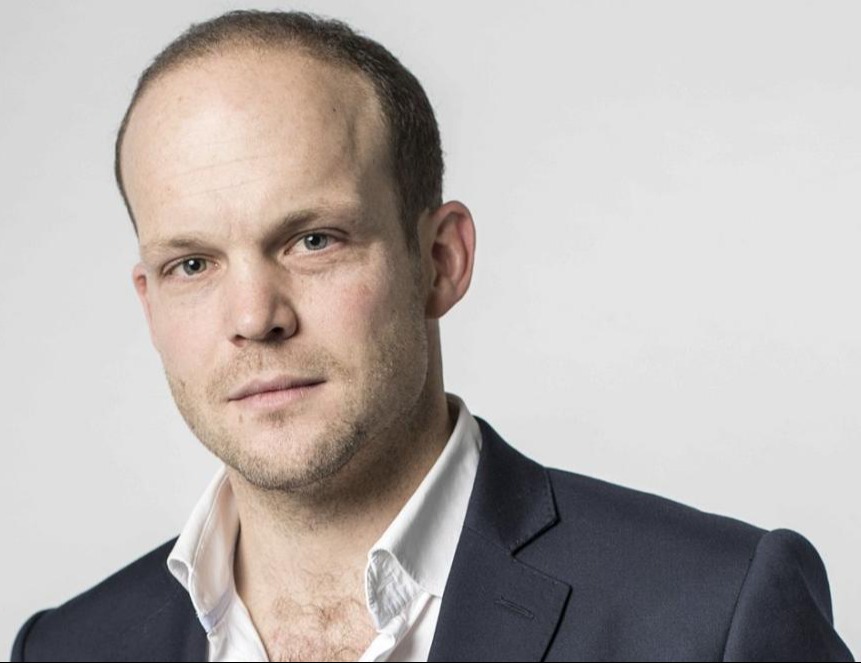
[114,569,208,662]
[141,585,209,662]
[428,417,571,662]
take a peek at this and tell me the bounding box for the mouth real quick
[229,381,325,410]
[228,374,325,400]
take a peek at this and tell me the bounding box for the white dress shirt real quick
[166,392,482,662]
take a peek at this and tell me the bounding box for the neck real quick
[230,383,456,608]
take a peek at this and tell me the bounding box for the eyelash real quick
[163,232,338,279]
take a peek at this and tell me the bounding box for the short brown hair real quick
[114,10,444,253]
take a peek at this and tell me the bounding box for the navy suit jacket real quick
[11,417,854,661]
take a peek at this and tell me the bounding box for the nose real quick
[226,259,298,345]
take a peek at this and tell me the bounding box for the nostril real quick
[267,324,292,340]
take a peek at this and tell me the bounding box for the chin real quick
[222,420,368,493]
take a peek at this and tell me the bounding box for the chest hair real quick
[258,594,379,662]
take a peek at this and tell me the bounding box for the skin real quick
[122,46,475,660]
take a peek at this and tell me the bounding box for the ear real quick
[132,262,160,353]
[420,200,476,319]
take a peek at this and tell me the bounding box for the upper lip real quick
[228,375,324,401]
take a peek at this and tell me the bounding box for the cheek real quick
[309,264,414,357]
[319,279,388,339]
[149,297,218,373]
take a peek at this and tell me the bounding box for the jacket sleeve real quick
[722,528,854,662]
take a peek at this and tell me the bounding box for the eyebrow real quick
[138,205,359,263]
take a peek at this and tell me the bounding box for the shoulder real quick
[11,536,192,662]
[546,464,766,561]
[471,416,767,578]
[471,414,852,659]
[473,417,767,633]
[534,465,766,603]
[530,467,852,660]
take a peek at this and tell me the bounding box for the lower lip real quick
[231,382,323,410]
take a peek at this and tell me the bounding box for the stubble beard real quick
[163,280,430,498]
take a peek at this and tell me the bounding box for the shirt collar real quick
[367,392,481,598]
[166,461,237,632]
[167,392,482,633]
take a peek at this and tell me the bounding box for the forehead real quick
[121,47,392,238]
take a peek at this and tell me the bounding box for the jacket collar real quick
[427,416,570,661]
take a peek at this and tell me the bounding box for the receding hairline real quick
[117,40,387,174]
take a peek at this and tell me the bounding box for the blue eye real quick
[182,258,207,274]
[302,233,330,251]
[166,257,208,277]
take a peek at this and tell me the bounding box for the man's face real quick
[123,49,432,493]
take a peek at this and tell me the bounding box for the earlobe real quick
[424,201,476,319]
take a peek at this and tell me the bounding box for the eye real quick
[300,233,332,252]
[165,257,209,278]
[163,233,336,279]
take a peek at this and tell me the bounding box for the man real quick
[10,9,853,662]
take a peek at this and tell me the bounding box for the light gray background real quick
[2,1,858,657]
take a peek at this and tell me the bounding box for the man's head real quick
[119,10,475,496]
